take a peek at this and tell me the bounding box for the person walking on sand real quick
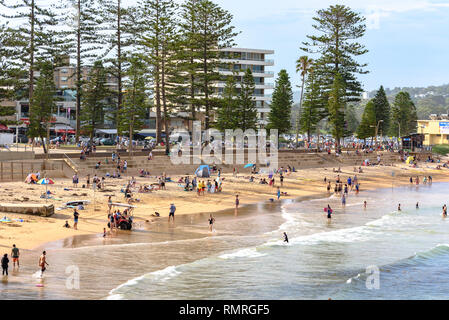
[73,209,79,230]
[398,204,401,211]
[108,196,113,214]
[11,244,19,268]
[72,174,79,188]
[169,203,176,222]
[364,201,367,209]
[39,251,48,277]
[208,214,215,232]
[283,232,289,243]
[1,254,9,276]
[235,195,240,210]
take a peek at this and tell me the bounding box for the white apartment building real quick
[218,47,275,128]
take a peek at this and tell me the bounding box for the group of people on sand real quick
[2,245,48,279]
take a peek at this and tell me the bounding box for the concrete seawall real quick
[0,203,54,217]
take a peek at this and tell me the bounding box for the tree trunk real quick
[129,120,133,157]
[40,135,47,154]
[75,1,81,144]
[116,0,123,134]
[203,19,209,130]
[154,5,162,144]
[296,74,305,146]
[29,0,35,124]
[161,52,170,155]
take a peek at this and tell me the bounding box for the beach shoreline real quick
[1,161,449,251]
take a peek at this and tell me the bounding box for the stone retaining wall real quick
[0,203,54,217]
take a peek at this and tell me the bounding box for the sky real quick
[211,0,449,92]
[5,0,449,92]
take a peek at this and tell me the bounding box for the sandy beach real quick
[1,159,448,250]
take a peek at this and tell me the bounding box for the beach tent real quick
[25,173,38,184]
[195,165,210,178]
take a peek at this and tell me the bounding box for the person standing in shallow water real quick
[326,205,332,220]
[11,244,19,268]
[39,251,49,277]
[1,254,9,276]
[283,232,289,243]
[208,214,215,232]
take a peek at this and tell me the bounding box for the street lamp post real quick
[16,112,19,151]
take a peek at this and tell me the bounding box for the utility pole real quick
[16,113,19,151]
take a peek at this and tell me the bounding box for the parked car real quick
[13,134,28,143]
[100,138,115,146]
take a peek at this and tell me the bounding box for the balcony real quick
[219,58,274,66]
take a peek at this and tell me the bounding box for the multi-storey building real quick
[6,61,119,135]
[218,47,274,128]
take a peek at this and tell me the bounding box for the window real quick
[61,77,68,81]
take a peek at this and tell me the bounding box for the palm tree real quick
[295,55,313,147]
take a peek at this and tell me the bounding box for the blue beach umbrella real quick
[244,163,254,168]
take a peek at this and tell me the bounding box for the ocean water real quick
[1,183,449,300]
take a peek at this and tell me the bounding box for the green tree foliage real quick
[327,73,346,144]
[236,68,257,131]
[267,69,293,134]
[177,0,202,126]
[118,57,148,155]
[28,61,56,154]
[63,0,104,142]
[0,25,24,126]
[98,0,134,133]
[356,100,375,140]
[301,4,368,145]
[372,85,390,134]
[390,91,417,137]
[300,69,326,141]
[189,0,237,130]
[131,0,179,144]
[80,61,109,139]
[295,55,313,144]
[215,74,239,131]
[301,4,368,102]
[345,105,359,135]
[0,0,67,114]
